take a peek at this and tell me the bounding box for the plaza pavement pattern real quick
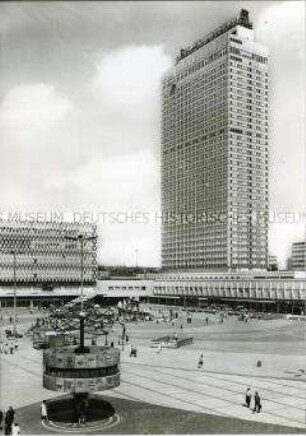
[0,312,305,432]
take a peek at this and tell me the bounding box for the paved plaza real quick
[0,306,305,433]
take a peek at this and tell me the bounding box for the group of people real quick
[197,353,204,368]
[0,339,19,355]
[0,407,20,435]
[196,356,263,414]
[245,388,262,413]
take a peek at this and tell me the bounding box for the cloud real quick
[72,148,159,210]
[40,148,161,267]
[94,45,171,118]
[0,84,72,144]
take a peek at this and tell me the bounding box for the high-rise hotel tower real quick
[161,10,269,271]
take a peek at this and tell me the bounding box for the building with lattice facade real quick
[161,9,269,271]
[0,221,97,286]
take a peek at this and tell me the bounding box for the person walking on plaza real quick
[130,344,137,357]
[197,353,204,368]
[78,401,87,425]
[4,410,10,435]
[9,342,14,355]
[245,387,251,408]
[253,391,262,413]
[4,406,15,435]
[41,400,48,423]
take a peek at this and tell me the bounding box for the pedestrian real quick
[4,407,15,435]
[0,409,3,430]
[11,423,20,436]
[41,400,48,423]
[253,391,262,413]
[245,387,251,408]
[0,341,3,354]
[9,342,14,355]
[8,407,15,423]
[157,343,162,354]
[130,345,135,357]
[78,401,86,425]
[206,317,209,325]
[4,410,10,435]
[197,353,204,368]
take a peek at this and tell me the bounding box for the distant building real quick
[147,269,306,314]
[97,266,160,280]
[268,255,278,271]
[286,257,292,271]
[161,9,269,271]
[0,220,97,286]
[290,242,306,271]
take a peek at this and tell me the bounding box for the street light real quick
[12,250,18,336]
[65,233,97,312]
[33,257,38,282]
[0,248,26,337]
[135,248,139,268]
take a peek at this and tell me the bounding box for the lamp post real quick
[12,250,17,336]
[121,323,126,352]
[135,248,139,269]
[33,257,38,283]
[0,248,25,337]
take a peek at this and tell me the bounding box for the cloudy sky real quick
[0,1,305,268]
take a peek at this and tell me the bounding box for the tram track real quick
[122,359,306,391]
[123,364,306,408]
[8,351,306,397]
[2,352,304,427]
[121,367,305,426]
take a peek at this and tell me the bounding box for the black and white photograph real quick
[0,1,305,434]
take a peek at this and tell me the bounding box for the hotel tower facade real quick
[161,10,269,271]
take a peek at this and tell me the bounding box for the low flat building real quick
[142,270,306,314]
